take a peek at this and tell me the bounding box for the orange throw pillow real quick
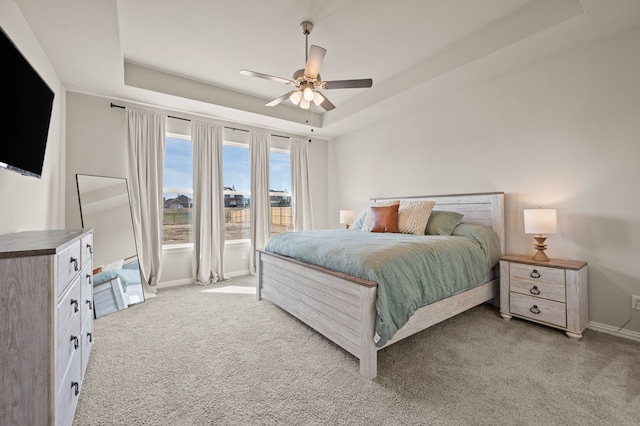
[369,204,399,233]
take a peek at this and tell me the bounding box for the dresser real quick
[0,229,94,426]
[499,254,588,339]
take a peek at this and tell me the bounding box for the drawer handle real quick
[71,335,79,350]
[87,332,93,343]
[86,299,93,310]
[530,269,541,279]
[71,381,79,396]
[71,299,79,313]
[70,257,79,271]
[530,286,541,295]
[86,273,92,285]
[86,243,92,254]
[530,305,541,315]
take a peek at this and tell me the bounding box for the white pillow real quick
[398,200,436,235]
[361,200,400,232]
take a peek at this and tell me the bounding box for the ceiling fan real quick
[240,21,373,111]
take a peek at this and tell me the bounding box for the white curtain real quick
[126,107,166,294]
[290,138,314,231]
[191,121,225,285]
[249,131,271,275]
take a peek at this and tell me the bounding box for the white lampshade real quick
[299,98,311,109]
[339,209,354,225]
[289,90,302,105]
[313,91,325,106]
[524,208,557,235]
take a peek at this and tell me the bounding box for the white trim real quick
[271,146,289,154]
[588,321,640,342]
[224,140,248,149]
[225,270,251,278]
[157,278,194,288]
[167,132,190,141]
[157,273,250,288]
[162,243,193,253]
[225,239,250,246]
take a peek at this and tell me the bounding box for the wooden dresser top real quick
[0,229,91,259]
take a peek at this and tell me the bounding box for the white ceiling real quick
[15,0,640,139]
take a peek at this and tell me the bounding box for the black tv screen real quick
[0,26,54,179]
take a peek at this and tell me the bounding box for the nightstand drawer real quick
[510,277,566,303]
[510,293,566,328]
[509,263,565,286]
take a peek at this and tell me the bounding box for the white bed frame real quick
[256,192,505,379]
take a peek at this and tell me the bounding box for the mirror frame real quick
[76,174,145,315]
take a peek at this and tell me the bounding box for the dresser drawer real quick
[80,264,93,322]
[510,277,566,303]
[55,349,82,426]
[510,293,566,328]
[56,314,82,388]
[509,263,565,286]
[81,318,93,377]
[57,241,82,296]
[80,234,93,269]
[57,276,81,350]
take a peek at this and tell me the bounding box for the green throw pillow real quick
[425,210,464,235]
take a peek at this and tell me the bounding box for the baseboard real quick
[225,270,251,278]
[588,321,640,342]
[157,278,194,288]
[157,271,250,289]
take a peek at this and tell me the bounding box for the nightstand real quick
[499,255,588,339]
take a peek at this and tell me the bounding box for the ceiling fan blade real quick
[304,45,326,79]
[318,95,336,111]
[240,69,293,85]
[266,91,298,107]
[323,79,373,89]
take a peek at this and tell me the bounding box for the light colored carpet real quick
[73,275,639,425]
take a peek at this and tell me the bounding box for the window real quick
[269,149,292,237]
[223,143,251,241]
[163,135,193,245]
[163,134,293,244]
[222,144,292,241]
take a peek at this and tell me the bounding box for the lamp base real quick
[532,235,550,262]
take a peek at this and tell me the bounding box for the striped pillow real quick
[398,200,436,235]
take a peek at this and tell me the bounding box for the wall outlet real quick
[632,295,640,310]
[241,252,247,261]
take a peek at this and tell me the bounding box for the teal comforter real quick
[264,223,501,347]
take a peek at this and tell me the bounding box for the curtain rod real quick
[110,102,306,141]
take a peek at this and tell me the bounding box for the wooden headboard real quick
[372,192,505,255]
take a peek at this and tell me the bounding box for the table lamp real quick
[524,208,557,262]
[340,209,354,229]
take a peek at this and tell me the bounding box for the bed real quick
[256,192,505,379]
[92,259,145,318]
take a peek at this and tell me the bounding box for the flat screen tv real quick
[0,26,54,179]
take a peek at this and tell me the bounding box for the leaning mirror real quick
[76,174,145,318]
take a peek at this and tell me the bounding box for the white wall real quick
[65,91,329,284]
[0,1,65,233]
[328,27,640,333]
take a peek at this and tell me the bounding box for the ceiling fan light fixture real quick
[241,21,372,112]
[313,91,325,106]
[289,90,303,105]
